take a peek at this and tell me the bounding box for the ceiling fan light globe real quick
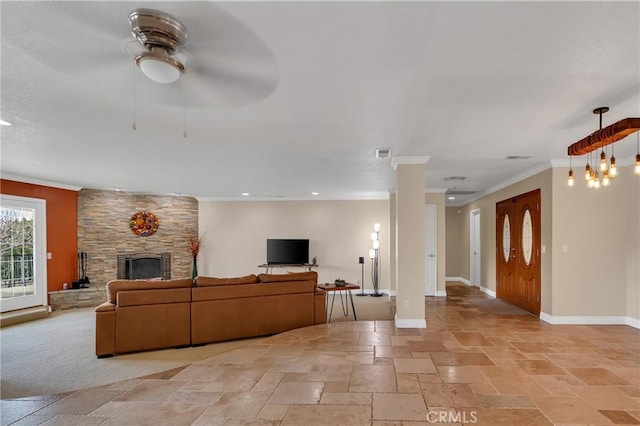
[137,56,182,84]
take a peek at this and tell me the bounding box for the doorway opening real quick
[469,209,481,287]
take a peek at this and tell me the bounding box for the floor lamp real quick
[356,256,366,296]
[370,223,383,297]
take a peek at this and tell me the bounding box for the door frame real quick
[469,209,481,287]
[0,194,48,312]
[425,204,436,296]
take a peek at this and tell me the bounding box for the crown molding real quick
[461,162,552,206]
[197,193,391,202]
[0,173,82,191]
[391,156,431,170]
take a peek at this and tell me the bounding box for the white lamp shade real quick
[373,223,381,232]
[371,232,378,241]
[368,249,376,259]
[372,240,380,250]
[139,57,182,84]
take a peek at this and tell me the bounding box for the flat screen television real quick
[267,239,309,265]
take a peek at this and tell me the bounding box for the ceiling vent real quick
[375,148,391,158]
[506,155,533,160]
[443,176,466,182]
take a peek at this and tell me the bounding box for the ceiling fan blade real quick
[1,2,132,74]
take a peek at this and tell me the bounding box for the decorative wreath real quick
[129,211,159,237]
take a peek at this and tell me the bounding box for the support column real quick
[388,192,397,295]
[393,156,429,328]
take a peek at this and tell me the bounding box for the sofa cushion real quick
[192,281,316,302]
[195,274,258,287]
[258,271,317,283]
[106,278,193,304]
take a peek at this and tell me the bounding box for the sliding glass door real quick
[1,194,47,312]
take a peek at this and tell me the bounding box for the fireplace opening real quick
[117,253,171,280]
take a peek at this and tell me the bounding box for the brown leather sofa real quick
[95,271,325,357]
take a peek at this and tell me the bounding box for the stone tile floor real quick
[2,283,639,425]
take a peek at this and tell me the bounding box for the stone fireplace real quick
[51,189,198,311]
[116,252,171,280]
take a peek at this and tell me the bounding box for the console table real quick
[317,283,359,322]
[258,264,318,274]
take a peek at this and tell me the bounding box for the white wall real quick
[198,200,390,289]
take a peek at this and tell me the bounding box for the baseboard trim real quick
[446,276,472,286]
[1,306,49,328]
[626,317,640,329]
[479,286,496,298]
[540,312,640,329]
[352,289,389,296]
[435,290,447,297]
[394,314,427,329]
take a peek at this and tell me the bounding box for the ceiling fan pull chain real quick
[132,61,137,131]
[183,96,187,138]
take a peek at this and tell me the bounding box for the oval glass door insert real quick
[522,209,533,265]
[502,214,511,263]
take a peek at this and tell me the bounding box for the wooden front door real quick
[496,200,516,303]
[496,189,541,315]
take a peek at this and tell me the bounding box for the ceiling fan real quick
[120,4,280,106]
[3,2,279,108]
[127,8,192,85]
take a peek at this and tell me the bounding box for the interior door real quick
[515,191,541,315]
[470,210,481,286]
[425,204,436,296]
[496,200,516,303]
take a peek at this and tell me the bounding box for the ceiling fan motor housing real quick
[129,9,188,55]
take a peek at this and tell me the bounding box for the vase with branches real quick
[187,236,200,279]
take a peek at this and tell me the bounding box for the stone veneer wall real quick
[77,189,198,286]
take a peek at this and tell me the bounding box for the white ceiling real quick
[2,1,639,205]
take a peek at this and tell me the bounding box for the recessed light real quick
[447,196,456,200]
[0,120,12,126]
[241,192,250,196]
[311,192,319,196]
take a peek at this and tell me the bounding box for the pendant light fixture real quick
[567,155,574,187]
[609,141,618,178]
[567,107,640,189]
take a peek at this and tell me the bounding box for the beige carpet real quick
[1,295,392,399]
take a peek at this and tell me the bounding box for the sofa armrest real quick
[95,307,116,356]
[95,302,115,312]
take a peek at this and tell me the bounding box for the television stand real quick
[258,263,318,274]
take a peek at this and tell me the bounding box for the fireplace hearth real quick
[116,252,171,280]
